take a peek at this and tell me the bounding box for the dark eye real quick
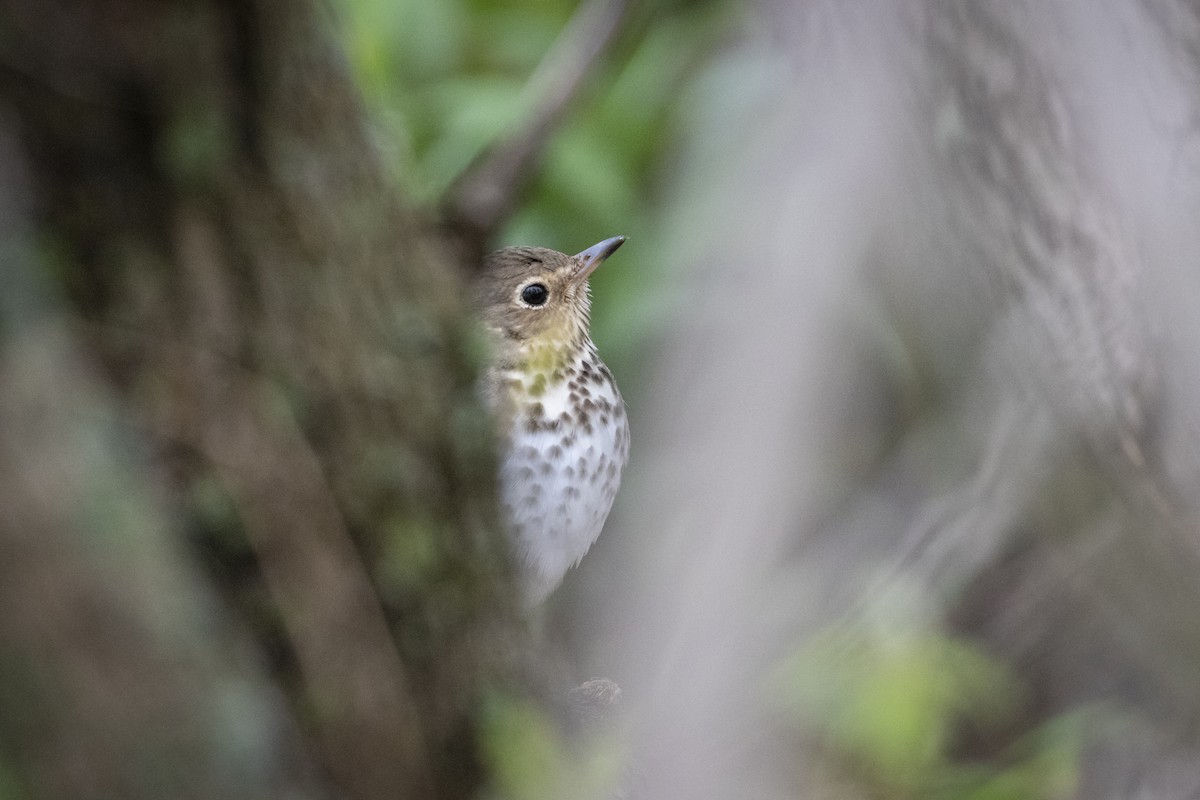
[521,283,549,306]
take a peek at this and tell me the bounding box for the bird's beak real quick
[573,236,626,282]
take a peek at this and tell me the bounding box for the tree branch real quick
[443,0,628,256]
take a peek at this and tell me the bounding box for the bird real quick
[476,236,630,605]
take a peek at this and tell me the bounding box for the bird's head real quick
[476,236,625,370]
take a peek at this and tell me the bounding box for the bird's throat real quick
[516,334,589,392]
[500,332,601,410]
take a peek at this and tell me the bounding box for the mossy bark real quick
[0,2,532,798]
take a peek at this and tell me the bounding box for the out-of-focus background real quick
[4,0,1200,798]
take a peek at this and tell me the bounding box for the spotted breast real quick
[476,237,630,606]
[499,343,629,604]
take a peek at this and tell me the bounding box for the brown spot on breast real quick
[548,445,563,460]
[540,461,553,476]
[527,402,545,417]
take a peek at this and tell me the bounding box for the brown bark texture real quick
[0,2,531,799]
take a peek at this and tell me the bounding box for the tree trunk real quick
[0,2,531,798]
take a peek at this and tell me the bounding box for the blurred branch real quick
[443,0,628,256]
[196,378,435,800]
[169,198,436,800]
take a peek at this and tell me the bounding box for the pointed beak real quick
[573,235,626,282]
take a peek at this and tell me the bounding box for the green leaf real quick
[769,619,1024,792]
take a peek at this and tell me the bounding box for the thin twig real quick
[444,0,627,257]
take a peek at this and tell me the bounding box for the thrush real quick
[476,236,630,605]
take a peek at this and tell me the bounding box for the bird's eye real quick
[521,283,549,307]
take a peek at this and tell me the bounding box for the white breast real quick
[497,351,629,605]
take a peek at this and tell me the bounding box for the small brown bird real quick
[476,237,630,605]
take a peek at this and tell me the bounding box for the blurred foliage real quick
[331,3,1108,797]
[769,593,1100,800]
[334,0,736,363]
[478,692,623,800]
